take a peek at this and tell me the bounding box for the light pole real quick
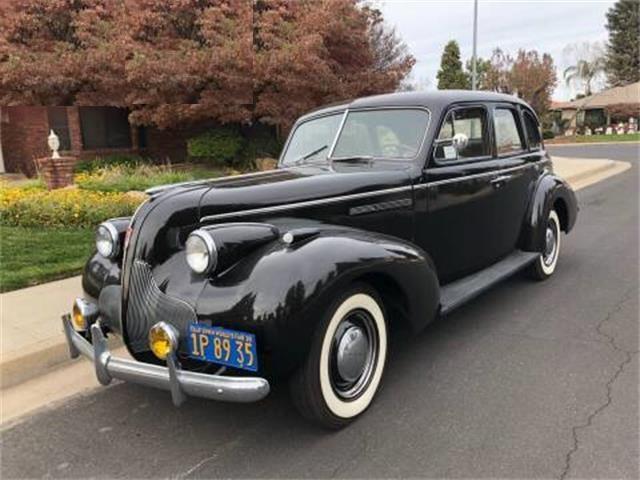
[471,0,479,90]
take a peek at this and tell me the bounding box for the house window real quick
[47,107,71,151]
[79,107,132,150]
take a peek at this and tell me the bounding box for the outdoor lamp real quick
[47,130,61,159]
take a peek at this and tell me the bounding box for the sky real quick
[377,0,617,100]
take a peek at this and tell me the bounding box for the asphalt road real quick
[1,143,638,479]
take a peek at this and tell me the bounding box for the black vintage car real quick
[64,91,578,428]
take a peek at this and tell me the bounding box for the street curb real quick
[557,159,632,191]
[0,326,122,390]
[561,160,616,185]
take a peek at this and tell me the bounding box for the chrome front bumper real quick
[61,314,270,406]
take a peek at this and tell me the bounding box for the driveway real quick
[1,143,638,479]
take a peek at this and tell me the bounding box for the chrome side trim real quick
[62,315,270,405]
[200,161,544,222]
[200,185,414,223]
[420,162,537,189]
[349,198,413,216]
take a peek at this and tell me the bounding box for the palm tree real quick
[564,58,606,97]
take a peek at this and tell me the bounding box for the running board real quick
[439,250,539,316]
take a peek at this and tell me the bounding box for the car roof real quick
[297,90,531,122]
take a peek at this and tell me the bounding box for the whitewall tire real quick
[290,284,388,429]
[528,209,561,280]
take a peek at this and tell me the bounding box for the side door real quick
[416,104,505,283]
[488,104,541,258]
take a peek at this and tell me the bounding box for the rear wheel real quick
[527,209,561,280]
[290,284,388,429]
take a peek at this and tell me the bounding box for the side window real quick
[494,108,525,155]
[434,107,490,161]
[523,111,542,150]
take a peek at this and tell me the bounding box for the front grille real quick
[126,260,197,353]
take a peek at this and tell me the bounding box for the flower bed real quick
[74,164,220,193]
[0,183,143,229]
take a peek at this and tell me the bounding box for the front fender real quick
[192,225,439,377]
[82,251,122,300]
[519,172,578,252]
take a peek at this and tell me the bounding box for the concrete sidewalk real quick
[1,276,83,388]
[0,156,631,390]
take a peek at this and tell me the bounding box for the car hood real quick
[196,165,412,220]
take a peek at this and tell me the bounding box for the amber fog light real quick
[72,297,98,332]
[149,322,179,360]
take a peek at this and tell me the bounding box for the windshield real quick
[281,108,430,166]
[281,114,342,165]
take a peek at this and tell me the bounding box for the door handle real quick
[490,175,512,188]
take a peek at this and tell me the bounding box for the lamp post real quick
[471,0,479,90]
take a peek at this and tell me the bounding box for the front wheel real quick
[290,284,388,429]
[527,209,561,281]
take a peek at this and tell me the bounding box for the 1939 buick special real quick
[63,91,577,428]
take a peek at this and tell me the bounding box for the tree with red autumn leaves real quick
[0,0,415,132]
[481,48,557,116]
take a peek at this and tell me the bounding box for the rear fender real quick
[519,172,578,252]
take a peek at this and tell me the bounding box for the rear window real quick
[494,108,525,155]
[523,110,542,150]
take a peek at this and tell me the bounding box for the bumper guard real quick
[62,314,270,406]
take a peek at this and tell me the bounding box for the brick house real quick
[0,106,198,176]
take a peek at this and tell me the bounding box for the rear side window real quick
[494,108,525,155]
[523,111,542,150]
[434,107,490,161]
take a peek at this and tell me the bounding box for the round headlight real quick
[186,230,217,274]
[96,222,119,258]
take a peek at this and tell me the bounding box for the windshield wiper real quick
[330,155,375,166]
[292,145,329,165]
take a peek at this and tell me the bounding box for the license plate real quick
[187,324,258,372]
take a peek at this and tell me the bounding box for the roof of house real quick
[554,82,640,110]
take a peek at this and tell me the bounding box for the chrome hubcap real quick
[330,310,378,400]
[543,220,558,266]
[336,326,369,382]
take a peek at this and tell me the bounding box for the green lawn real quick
[0,226,94,292]
[549,133,640,144]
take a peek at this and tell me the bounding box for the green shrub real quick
[542,130,555,140]
[75,164,221,193]
[74,153,148,174]
[240,126,283,167]
[187,128,244,167]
